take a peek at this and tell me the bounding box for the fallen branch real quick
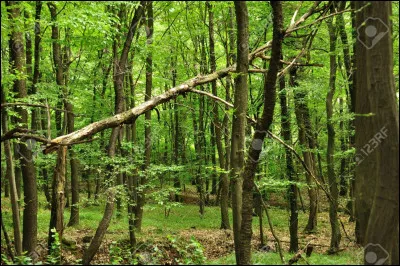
[1,128,34,142]
[43,1,324,154]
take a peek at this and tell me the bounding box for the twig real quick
[255,184,285,264]
[46,99,51,140]
[1,102,83,116]
[258,54,323,67]
[286,8,354,34]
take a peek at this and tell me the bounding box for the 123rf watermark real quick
[358,243,389,265]
[357,17,389,49]
[15,136,45,162]
[355,126,388,165]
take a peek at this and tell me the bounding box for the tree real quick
[135,1,153,231]
[326,9,341,253]
[230,2,249,263]
[354,1,399,264]
[279,64,298,253]
[6,1,38,256]
[1,87,22,256]
[237,2,283,264]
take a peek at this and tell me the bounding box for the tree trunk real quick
[339,98,347,196]
[279,66,298,253]
[63,29,80,227]
[1,209,14,261]
[82,188,116,265]
[67,103,79,226]
[347,1,357,225]
[1,87,22,256]
[126,56,138,252]
[207,2,222,201]
[230,2,249,262]
[41,108,52,205]
[30,1,42,131]
[292,69,318,233]
[135,2,152,232]
[336,2,351,199]
[237,2,283,264]
[109,5,125,216]
[6,1,38,255]
[355,1,399,264]
[48,146,67,258]
[220,7,235,229]
[326,14,341,253]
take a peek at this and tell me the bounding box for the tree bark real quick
[135,1,152,232]
[67,103,80,226]
[237,2,283,264]
[30,1,42,131]
[6,1,38,255]
[207,2,222,200]
[292,69,318,233]
[1,87,22,256]
[326,13,341,253]
[355,1,399,264]
[279,66,298,253]
[48,146,67,258]
[230,2,250,262]
[82,188,116,265]
[64,30,80,227]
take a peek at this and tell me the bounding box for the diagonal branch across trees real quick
[42,1,329,154]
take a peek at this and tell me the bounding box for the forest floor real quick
[1,187,363,265]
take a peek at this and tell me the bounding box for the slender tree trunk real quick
[48,146,67,258]
[171,55,181,202]
[67,103,79,226]
[347,1,357,225]
[62,29,80,227]
[110,2,144,218]
[355,2,399,264]
[7,1,38,255]
[230,2,249,262]
[109,5,125,216]
[336,2,351,199]
[82,189,116,265]
[1,210,14,261]
[279,67,298,253]
[326,14,341,253]
[237,2,283,264]
[1,87,22,256]
[292,69,318,233]
[30,1,42,131]
[127,57,137,252]
[41,109,52,205]
[135,2,152,232]
[207,2,221,200]
[339,98,347,196]
[221,7,235,228]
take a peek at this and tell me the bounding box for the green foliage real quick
[167,235,206,265]
[1,253,33,265]
[47,228,61,265]
[148,187,182,218]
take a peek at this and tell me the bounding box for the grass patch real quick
[207,250,360,265]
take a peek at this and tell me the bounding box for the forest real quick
[0,1,399,265]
